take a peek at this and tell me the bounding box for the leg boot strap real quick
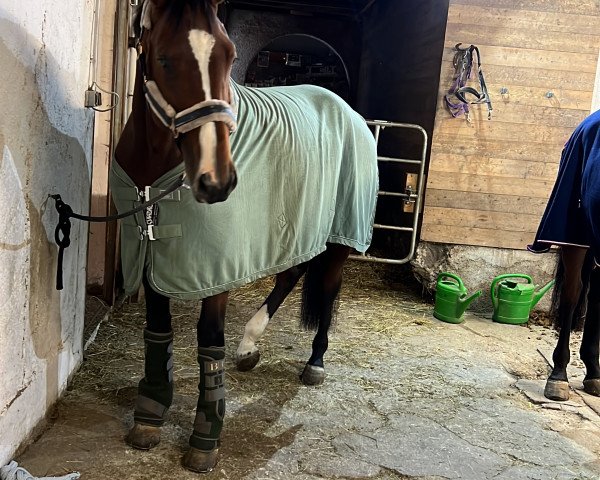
[134,395,170,426]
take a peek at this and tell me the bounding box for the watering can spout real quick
[531,279,556,309]
[457,290,482,317]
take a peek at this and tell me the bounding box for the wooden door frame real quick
[87,0,132,305]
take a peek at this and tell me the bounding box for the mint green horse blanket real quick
[111,82,378,299]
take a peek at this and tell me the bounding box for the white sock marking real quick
[237,305,270,356]
[188,29,217,181]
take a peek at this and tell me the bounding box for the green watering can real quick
[433,273,482,324]
[491,274,555,325]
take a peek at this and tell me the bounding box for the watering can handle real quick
[438,272,465,289]
[490,274,533,308]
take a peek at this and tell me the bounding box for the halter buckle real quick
[171,122,180,139]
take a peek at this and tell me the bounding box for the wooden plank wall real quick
[421,0,600,249]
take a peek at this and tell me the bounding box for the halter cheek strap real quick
[141,0,152,30]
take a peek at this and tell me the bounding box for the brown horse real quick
[112,0,378,473]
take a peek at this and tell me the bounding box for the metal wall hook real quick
[545,90,560,107]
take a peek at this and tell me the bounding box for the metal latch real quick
[403,173,418,213]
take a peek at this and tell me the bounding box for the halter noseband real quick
[137,2,237,138]
[142,70,238,137]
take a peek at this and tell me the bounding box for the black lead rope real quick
[50,175,185,290]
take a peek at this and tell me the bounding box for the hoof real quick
[182,447,219,473]
[235,350,260,372]
[583,378,600,396]
[301,364,325,386]
[125,423,161,450]
[544,379,570,401]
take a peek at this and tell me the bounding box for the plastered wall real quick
[0,0,94,463]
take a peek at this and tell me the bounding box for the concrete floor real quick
[14,262,600,479]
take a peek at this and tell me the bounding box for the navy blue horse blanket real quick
[529,109,600,265]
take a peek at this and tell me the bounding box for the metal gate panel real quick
[351,120,428,265]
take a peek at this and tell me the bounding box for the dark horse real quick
[112,0,378,473]
[529,109,600,403]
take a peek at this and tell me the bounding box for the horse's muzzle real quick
[193,170,238,204]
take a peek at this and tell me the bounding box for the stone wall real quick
[413,242,558,313]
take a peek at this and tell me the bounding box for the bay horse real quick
[111,0,378,473]
[529,109,600,402]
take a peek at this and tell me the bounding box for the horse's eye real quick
[157,56,170,69]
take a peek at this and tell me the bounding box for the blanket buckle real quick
[137,224,156,241]
[147,224,156,241]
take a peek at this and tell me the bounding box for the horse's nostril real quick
[195,171,237,203]
[198,173,215,190]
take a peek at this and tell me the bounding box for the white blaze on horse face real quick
[236,305,270,357]
[188,29,218,182]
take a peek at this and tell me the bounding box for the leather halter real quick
[137,3,237,138]
[444,43,492,121]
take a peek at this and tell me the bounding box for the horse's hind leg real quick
[235,264,308,371]
[126,275,174,449]
[183,292,228,473]
[545,246,587,401]
[581,265,600,395]
[300,244,351,386]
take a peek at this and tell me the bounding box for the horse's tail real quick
[300,253,341,331]
[551,248,594,331]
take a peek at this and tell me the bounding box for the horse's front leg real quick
[235,265,308,371]
[126,275,174,449]
[581,265,600,395]
[301,244,350,386]
[545,246,587,401]
[182,292,228,473]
